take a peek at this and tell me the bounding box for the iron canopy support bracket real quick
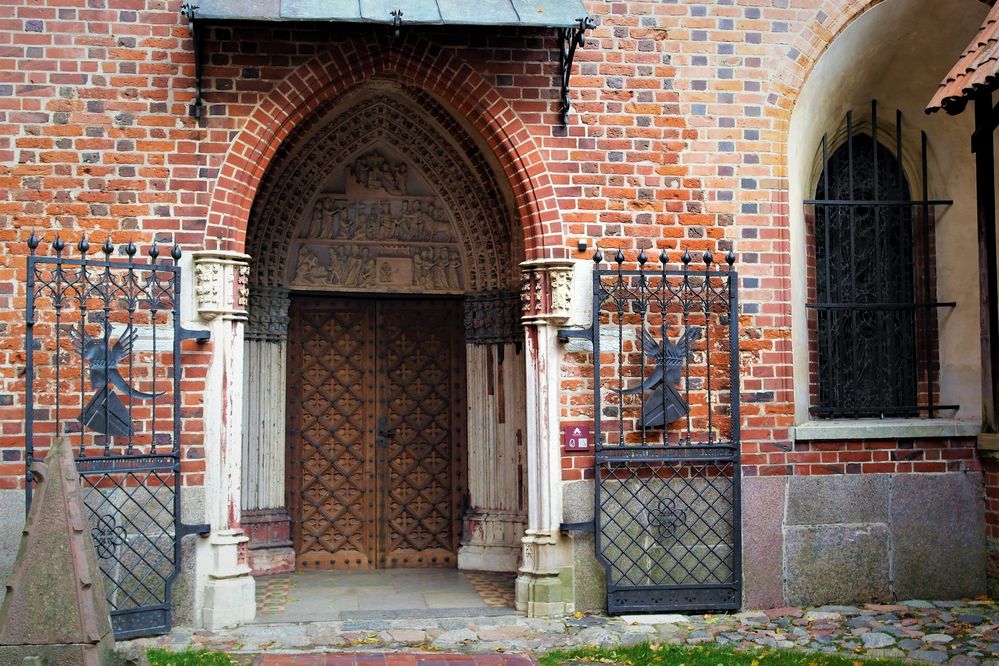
[559,16,595,126]
[180,3,203,120]
[179,325,211,344]
[559,520,595,533]
[557,326,592,344]
[179,521,211,538]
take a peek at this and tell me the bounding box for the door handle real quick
[376,417,393,449]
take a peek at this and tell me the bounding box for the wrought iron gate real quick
[23,234,209,639]
[563,249,741,613]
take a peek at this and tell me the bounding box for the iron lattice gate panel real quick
[570,250,740,613]
[24,235,207,639]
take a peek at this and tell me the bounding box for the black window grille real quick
[805,101,957,418]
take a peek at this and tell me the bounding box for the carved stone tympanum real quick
[288,150,466,294]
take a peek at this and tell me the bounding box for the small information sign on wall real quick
[562,423,591,452]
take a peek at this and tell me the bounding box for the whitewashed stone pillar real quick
[516,259,574,616]
[240,286,295,574]
[459,292,527,572]
[191,250,256,630]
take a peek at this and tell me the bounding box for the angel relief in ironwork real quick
[66,318,164,437]
[619,327,702,427]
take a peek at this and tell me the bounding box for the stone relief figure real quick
[295,247,329,285]
[397,200,454,242]
[293,245,376,288]
[413,247,462,291]
[302,197,348,238]
[328,246,374,287]
[349,152,407,195]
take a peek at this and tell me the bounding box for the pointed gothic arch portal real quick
[239,83,529,579]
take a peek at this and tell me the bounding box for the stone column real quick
[516,259,574,616]
[191,250,256,630]
[241,286,295,574]
[459,292,527,572]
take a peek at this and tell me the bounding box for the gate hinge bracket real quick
[179,326,211,344]
[559,520,595,533]
[557,326,592,344]
[179,522,211,538]
[559,16,596,126]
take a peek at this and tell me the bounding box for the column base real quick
[201,529,256,630]
[515,571,571,617]
[242,508,295,575]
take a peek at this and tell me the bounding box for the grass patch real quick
[539,642,911,666]
[146,648,245,665]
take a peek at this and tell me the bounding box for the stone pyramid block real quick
[0,438,117,665]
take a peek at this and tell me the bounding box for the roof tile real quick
[927,2,999,115]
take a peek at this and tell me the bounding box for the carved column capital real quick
[520,259,575,326]
[192,250,251,322]
[246,286,291,342]
[464,290,522,345]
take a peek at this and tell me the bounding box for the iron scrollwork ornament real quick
[91,513,128,559]
[648,498,687,542]
[620,327,702,427]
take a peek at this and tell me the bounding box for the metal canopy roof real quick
[191,0,589,29]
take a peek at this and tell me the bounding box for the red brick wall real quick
[744,437,979,476]
[0,0,971,492]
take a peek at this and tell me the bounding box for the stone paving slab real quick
[123,599,999,665]
[255,571,513,624]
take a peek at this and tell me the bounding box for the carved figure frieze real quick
[520,260,575,324]
[291,243,463,293]
[300,196,454,244]
[413,247,461,291]
[328,246,375,286]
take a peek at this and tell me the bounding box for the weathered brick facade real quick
[0,0,993,622]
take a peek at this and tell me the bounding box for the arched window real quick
[806,104,947,418]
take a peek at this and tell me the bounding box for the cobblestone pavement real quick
[248,655,535,665]
[125,599,999,664]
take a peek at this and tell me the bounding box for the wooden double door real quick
[286,296,466,570]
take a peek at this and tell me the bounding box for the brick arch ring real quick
[204,33,564,261]
[765,0,885,118]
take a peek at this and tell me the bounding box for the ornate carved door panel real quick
[287,298,377,570]
[287,296,466,570]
